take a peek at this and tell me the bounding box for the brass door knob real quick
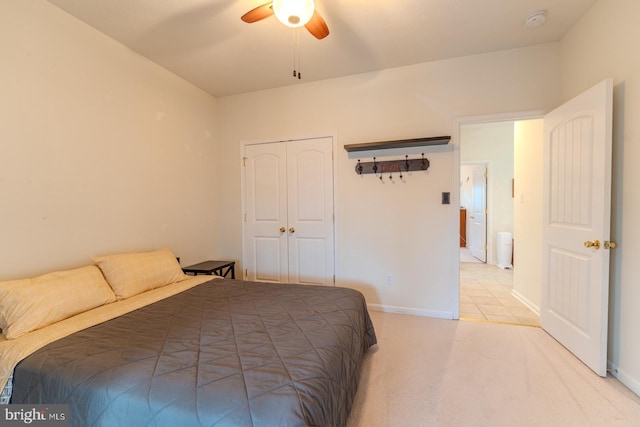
[584,240,600,249]
[279,227,286,233]
[289,227,295,233]
[604,241,617,249]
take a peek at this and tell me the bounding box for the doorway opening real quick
[457,119,541,327]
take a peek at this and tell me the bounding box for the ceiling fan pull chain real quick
[297,29,302,79]
[292,29,297,77]
[289,28,303,79]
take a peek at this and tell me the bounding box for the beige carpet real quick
[347,311,640,427]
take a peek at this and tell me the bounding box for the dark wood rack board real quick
[356,157,429,175]
[344,136,450,152]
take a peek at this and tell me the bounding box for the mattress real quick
[11,279,377,426]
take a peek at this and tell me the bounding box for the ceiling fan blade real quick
[305,10,330,39]
[241,2,274,23]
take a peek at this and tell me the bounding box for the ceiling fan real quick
[241,0,330,40]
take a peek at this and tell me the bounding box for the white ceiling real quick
[46,0,597,97]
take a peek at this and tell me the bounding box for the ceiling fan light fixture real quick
[273,0,315,28]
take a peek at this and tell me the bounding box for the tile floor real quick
[459,259,540,327]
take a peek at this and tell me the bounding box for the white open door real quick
[469,164,487,262]
[541,78,613,376]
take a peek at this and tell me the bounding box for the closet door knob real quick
[289,227,296,233]
[279,227,286,233]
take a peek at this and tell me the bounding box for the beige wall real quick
[560,0,640,395]
[0,0,219,279]
[217,43,561,318]
[513,119,543,312]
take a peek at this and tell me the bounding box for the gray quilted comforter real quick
[11,280,377,426]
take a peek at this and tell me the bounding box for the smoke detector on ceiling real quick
[524,10,548,28]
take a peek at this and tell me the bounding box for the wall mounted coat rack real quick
[356,155,429,180]
[347,136,447,180]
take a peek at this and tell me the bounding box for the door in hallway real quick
[469,164,487,262]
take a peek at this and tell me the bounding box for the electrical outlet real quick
[385,273,393,286]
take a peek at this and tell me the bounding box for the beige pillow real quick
[0,265,117,339]
[92,248,186,300]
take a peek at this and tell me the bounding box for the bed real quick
[0,249,377,427]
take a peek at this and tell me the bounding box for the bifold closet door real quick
[244,137,334,285]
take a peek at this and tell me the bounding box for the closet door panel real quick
[287,138,335,285]
[244,143,289,283]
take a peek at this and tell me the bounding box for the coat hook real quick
[373,157,378,174]
[357,159,363,175]
[405,155,410,171]
[421,153,427,170]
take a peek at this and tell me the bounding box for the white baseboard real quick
[511,289,540,316]
[367,303,453,320]
[608,362,640,397]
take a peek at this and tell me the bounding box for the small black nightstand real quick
[182,260,235,279]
